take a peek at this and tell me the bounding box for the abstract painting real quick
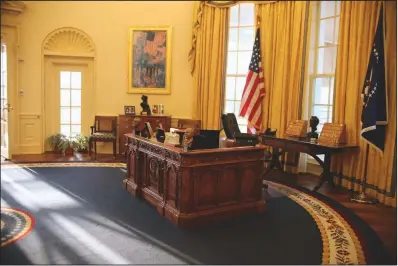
[128,26,172,94]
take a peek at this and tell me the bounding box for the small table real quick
[260,135,359,191]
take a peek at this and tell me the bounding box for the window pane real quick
[228,28,238,51]
[237,51,252,74]
[317,46,337,74]
[319,18,335,46]
[239,125,247,133]
[334,18,340,44]
[238,27,254,51]
[313,105,329,124]
[234,101,241,116]
[225,77,236,100]
[239,3,255,26]
[71,90,81,107]
[335,1,340,15]
[320,1,335,18]
[71,107,81,124]
[235,77,246,100]
[60,89,70,107]
[60,107,71,124]
[227,52,238,75]
[237,116,247,125]
[230,5,239,27]
[71,72,82,89]
[60,71,71,88]
[328,106,333,122]
[60,125,70,136]
[71,125,81,137]
[314,78,330,104]
[224,100,234,113]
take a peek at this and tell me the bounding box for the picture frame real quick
[124,106,136,115]
[128,26,172,95]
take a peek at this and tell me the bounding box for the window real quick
[60,71,82,137]
[308,1,340,132]
[224,3,255,133]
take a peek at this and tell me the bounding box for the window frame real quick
[223,3,256,133]
[307,1,340,132]
[59,71,82,138]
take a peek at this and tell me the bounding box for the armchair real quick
[89,116,117,160]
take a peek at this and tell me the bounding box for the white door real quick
[44,57,94,151]
[1,44,10,159]
[1,27,17,160]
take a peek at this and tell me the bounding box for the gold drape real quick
[190,4,228,129]
[333,1,396,207]
[257,1,308,171]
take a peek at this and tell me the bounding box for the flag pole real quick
[350,143,378,204]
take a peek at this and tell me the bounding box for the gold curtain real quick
[257,1,308,171]
[333,1,396,207]
[190,3,228,129]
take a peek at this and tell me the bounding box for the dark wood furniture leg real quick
[262,147,284,189]
[113,139,116,159]
[94,141,97,160]
[312,153,335,191]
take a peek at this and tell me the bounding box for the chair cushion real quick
[90,133,115,140]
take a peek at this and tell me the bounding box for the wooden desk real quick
[124,134,266,228]
[260,135,359,191]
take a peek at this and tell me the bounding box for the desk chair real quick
[89,116,117,160]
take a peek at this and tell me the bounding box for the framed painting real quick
[128,26,172,95]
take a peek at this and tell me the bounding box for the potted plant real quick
[58,135,74,156]
[72,135,89,153]
[47,133,67,153]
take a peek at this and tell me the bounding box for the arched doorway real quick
[42,27,96,152]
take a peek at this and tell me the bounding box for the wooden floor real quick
[3,152,397,261]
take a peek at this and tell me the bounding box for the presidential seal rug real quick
[0,163,393,264]
[1,208,35,247]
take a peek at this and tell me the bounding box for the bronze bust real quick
[140,95,151,115]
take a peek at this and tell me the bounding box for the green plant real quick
[57,135,74,156]
[72,135,89,152]
[47,133,67,152]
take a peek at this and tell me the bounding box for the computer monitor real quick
[221,113,241,139]
[190,130,220,150]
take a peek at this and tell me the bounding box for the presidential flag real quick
[360,5,388,153]
[239,28,265,134]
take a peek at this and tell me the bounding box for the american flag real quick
[239,28,265,134]
[360,5,387,153]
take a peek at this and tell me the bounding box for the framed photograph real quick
[128,26,172,95]
[124,106,136,115]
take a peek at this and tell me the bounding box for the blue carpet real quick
[0,165,392,264]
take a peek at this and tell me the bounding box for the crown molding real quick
[1,1,26,15]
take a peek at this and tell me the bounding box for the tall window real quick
[224,3,255,133]
[60,71,82,137]
[308,1,340,132]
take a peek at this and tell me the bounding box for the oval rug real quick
[0,164,393,265]
[1,207,35,247]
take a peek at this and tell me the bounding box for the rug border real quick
[266,180,395,265]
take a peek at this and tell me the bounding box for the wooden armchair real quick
[177,119,201,129]
[89,116,117,160]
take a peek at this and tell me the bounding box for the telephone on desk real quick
[263,128,277,137]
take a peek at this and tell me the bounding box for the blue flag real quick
[361,5,388,153]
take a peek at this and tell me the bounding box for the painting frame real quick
[128,26,172,95]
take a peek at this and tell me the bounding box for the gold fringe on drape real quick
[257,1,308,171]
[332,1,397,207]
[190,4,228,129]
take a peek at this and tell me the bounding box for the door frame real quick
[42,56,95,152]
[0,25,18,159]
